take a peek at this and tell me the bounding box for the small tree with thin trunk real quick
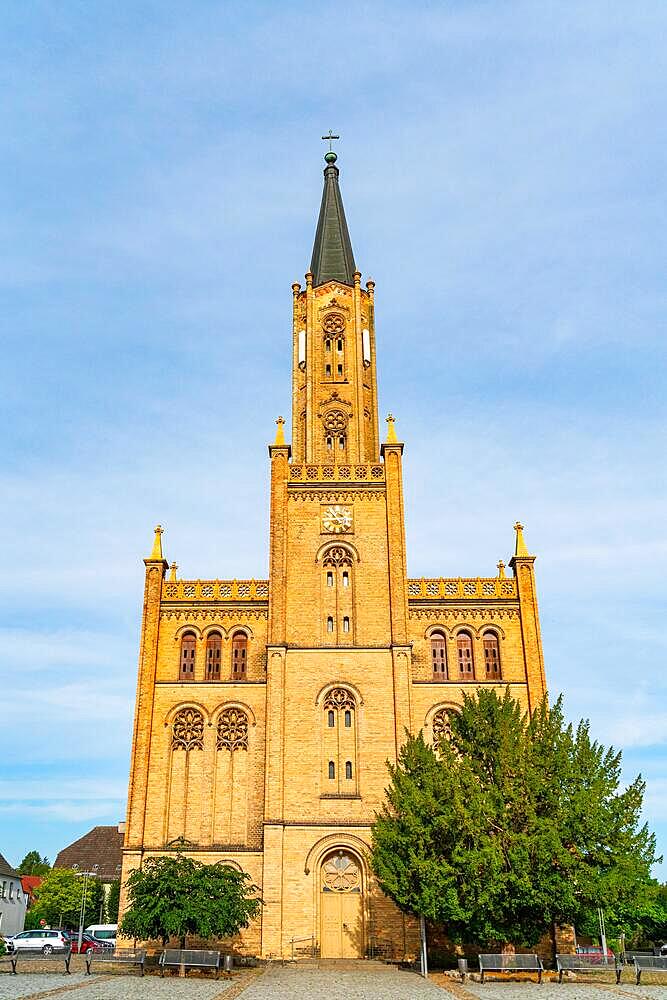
[120,855,261,947]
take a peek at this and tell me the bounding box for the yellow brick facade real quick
[120,153,547,959]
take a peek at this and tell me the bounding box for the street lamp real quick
[76,871,96,952]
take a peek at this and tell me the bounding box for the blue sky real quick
[1,1,665,881]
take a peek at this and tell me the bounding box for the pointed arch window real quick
[483,631,501,679]
[456,631,474,680]
[322,688,357,794]
[430,631,447,681]
[231,631,248,680]
[179,632,196,681]
[205,632,222,681]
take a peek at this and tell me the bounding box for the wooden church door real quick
[320,851,363,958]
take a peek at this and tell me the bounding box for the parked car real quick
[70,933,103,955]
[85,924,117,949]
[575,946,615,962]
[660,943,667,957]
[8,929,70,954]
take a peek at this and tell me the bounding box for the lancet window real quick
[205,632,222,681]
[456,631,474,680]
[179,632,196,681]
[430,631,447,680]
[322,688,357,794]
[231,631,248,680]
[483,631,501,679]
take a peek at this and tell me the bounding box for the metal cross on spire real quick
[321,130,340,151]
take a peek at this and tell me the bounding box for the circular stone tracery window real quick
[321,851,361,892]
[323,314,345,335]
[217,707,249,751]
[323,409,348,432]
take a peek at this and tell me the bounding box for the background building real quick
[120,152,547,959]
[0,853,27,936]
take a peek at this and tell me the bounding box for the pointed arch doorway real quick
[319,849,364,958]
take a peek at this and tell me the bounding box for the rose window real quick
[321,851,360,892]
[217,707,249,751]
[172,708,204,751]
[323,313,345,335]
[323,409,348,432]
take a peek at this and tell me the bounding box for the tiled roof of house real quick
[0,852,19,879]
[54,826,123,882]
[20,875,42,899]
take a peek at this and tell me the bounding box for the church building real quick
[120,149,548,960]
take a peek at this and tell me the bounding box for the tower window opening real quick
[337,363,343,376]
[337,338,343,352]
[342,616,350,633]
[325,338,332,352]
[342,571,349,587]
[326,571,334,587]
[326,435,333,451]
[205,632,222,681]
[325,363,331,376]
[327,616,334,633]
[344,710,351,728]
[339,435,345,450]
[328,761,335,780]
[231,631,248,680]
[457,631,474,679]
[483,631,501,679]
[431,632,447,681]
[328,710,335,728]
[345,761,353,780]
[179,632,196,681]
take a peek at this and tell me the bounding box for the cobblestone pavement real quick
[451,976,667,1000]
[238,963,447,999]
[0,972,236,1000]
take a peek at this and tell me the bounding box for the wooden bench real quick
[479,953,543,983]
[633,955,667,984]
[85,948,146,976]
[159,948,221,978]
[556,953,620,983]
[8,946,72,974]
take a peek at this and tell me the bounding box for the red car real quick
[69,933,103,955]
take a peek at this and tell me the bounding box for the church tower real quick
[120,149,547,961]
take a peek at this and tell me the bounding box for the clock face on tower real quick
[321,504,353,534]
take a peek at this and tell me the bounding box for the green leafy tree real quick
[27,868,103,930]
[106,879,120,923]
[18,851,50,876]
[371,689,659,956]
[120,855,262,947]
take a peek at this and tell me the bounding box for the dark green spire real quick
[310,151,356,286]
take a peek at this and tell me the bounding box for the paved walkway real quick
[1,965,666,1000]
[240,963,447,998]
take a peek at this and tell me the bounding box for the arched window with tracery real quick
[456,631,474,680]
[322,546,354,644]
[432,708,453,745]
[323,313,346,384]
[205,632,222,680]
[179,632,196,681]
[167,706,205,845]
[171,707,204,751]
[216,706,249,751]
[322,408,347,462]
[483,631,501,679]
[322,687,358,794]
[231,632,248,680]
[430,631,447,680]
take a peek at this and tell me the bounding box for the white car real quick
[8,929,70,954]
[85,923,117,949]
